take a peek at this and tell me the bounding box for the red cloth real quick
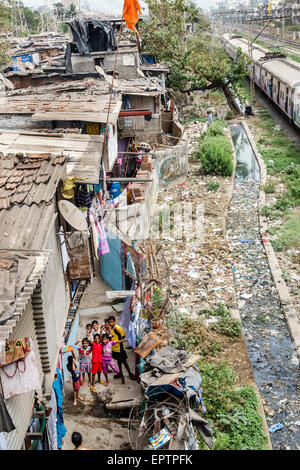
[92,362,102,375]
[91,342,102,363]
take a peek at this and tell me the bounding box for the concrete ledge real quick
[241,120,300,360]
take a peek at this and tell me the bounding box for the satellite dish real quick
[58,200,88,232]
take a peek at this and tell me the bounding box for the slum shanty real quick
[0,2,195,451]
[2,0,299,454]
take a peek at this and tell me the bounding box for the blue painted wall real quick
[100,229,122,290]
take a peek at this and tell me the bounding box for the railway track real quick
[231,27,300,58]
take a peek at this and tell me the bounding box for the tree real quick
[23,7,42,33]
[54,2,65,21]
[0,1,11,66]
[141,0,248,110]
[168,37,249,111]
[65,3,77,19]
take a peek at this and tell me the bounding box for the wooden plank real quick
[106,290,136,300]
[32,111,120,124]
[104,178,153,183]
[8,137,102,152]
[0,129,104,143]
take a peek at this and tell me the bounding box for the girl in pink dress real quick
[101,335,126,386]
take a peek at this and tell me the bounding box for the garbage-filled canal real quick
[227,124,300,449]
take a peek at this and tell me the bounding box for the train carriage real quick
[222,34,300,129]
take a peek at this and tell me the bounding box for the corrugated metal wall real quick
[3,302,43,450]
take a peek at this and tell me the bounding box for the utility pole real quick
[282,6,285,42]
[247,16,256,104]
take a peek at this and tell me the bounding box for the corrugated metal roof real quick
[0,250,52,364]
[0,92,122,124]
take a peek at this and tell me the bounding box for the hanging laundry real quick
[0,393,15,433]
[46,388,57,450]
[0,432,7,450]
[61,177,85,200]
[0,342,41,400]
[86,123,100,135]
[89,199,110,258]
[52,368,66,450]
[75,184,92,208]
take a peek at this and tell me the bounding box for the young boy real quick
[67,353,83,406]
[71,432,91,450]
[91,320,101,340]
[90,334,104,392]
[86,323,93,343]
[108,315,135,383]
[100,319,112,340]
[101,334,126,386]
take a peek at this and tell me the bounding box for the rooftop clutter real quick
[67,18,117,55]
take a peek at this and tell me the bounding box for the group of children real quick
[67,316,135,406]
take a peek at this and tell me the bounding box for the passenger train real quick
[222,34,300,129]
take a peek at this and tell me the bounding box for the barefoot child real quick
[101,334,126,386]
[76,337,92,386]
[67,353,83,406]
[90,334,104,392]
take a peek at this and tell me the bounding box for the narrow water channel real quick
[227,124,300,450]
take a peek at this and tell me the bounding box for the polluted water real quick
[227,124,300,450]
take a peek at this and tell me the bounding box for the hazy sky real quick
[22,0,218,13]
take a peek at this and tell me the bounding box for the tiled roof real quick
[0,151,67,210]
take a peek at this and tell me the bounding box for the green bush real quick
[263,180,275,194]
[226,110,234,120]
[211,316,242,338]
[206,180,220,192]
[197,363,267,450]
[272,215,300,251]
[205,120,226,137]
[200,135,234,176]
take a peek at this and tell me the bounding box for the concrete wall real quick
[41,222,70,386]
[71,51,138,79]
[156,132,189,189]
[0,115,52,130]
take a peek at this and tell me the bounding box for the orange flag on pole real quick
[123,0,142,34]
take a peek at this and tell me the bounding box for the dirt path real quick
[61,274,140,451]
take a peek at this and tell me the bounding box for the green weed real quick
[206,180,220,192]
[271,214,300,251]
[263,180,275,194]
[197,363,267,450]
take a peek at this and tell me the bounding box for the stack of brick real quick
[128,169,152,203]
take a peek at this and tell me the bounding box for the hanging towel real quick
[0,393,15,433]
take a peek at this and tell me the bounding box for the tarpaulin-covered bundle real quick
[67,18,117,56]
[141,347,206,411]
[129,346,213,450]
